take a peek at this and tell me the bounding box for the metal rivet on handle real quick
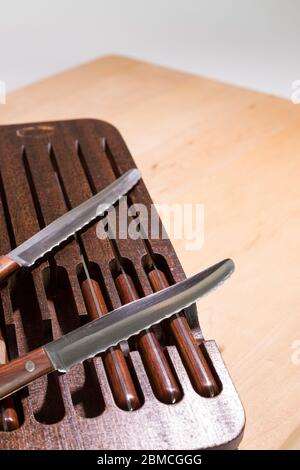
[25,360,36,372]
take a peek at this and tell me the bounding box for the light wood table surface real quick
[1,56,299,450]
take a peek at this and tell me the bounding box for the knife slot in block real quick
[79,269,143,412]
[143,253,221,398]
[111,260,183,405]
[44,265,105,419]
[0,299,22,431]
[9,270,65,424]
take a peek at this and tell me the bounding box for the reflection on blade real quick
[9,169,141,266]
[45,259,234,372]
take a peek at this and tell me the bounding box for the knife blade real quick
[0,169,141,283]
[0,258,234,400]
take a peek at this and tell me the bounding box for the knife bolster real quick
[0,347,54,400]
[0,256,19,283]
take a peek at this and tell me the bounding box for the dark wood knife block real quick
[0,119,245,449]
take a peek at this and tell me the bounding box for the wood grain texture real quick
[0,347,54,400]
[0,54,295,448]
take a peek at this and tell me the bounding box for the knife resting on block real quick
[0,260,233,401]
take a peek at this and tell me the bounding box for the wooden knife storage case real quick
[0,119,245,449]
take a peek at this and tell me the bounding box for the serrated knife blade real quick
[0,169,141,282]
[0,259,234,400]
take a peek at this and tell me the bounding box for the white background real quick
[0,0,298,98]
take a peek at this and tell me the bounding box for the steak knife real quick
[0,258,234,400]
[0,169,141,283]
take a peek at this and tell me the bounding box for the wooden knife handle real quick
[115,272,182,404]
[0,396,19,431]
[0,256,19,284]
[148,269,219,397]
[0,347,54,400]
[0,328,19,430]
[81,279,141,411]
